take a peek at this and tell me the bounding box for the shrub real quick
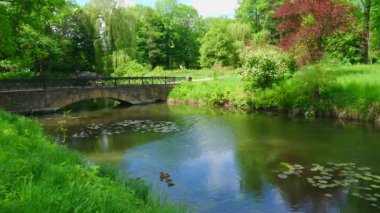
[111,60,150,77]
[152,66,165,73]
[239,47,296,88]
[200,26,236,67]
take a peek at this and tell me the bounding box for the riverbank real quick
[0,110,183,212]
[168,65,380,123]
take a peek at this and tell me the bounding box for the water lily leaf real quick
[278,174,288,179]
[294,164,304,170]
[370,185,380,189]
[374,193,380,198]
[358,167,371,171]
[324,193,333,197]
[318,180,328,184]
[366,197,377,202]
[361,176,373,181]
[311,164,324,172]
[351,192,362,198]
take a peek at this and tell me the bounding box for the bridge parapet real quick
[0,76,186,91]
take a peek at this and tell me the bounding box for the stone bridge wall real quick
[0,85,174,113]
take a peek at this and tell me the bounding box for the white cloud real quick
[191,0,238,17]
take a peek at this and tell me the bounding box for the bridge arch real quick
[50,90,141,111]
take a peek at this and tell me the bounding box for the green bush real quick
[152,66,165,73]
[200,26,236,67]
[111,60,150,77]
[239,47,296,88]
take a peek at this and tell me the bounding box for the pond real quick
[39,104,380,212]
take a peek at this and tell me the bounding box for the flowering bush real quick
[239,47,296,88]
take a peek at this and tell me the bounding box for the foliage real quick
[0,110,183,212]
[274,0,356,63]
[0,70,34,80]
[236,0,282,33]
[323,29,364,65]
[239,47,296,88]
[83,0,139,74]
[200,26,236,67]
[252,64,380,120]
[111,60,150,77]
[169,77,250,107]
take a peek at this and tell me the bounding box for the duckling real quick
[165,178,173,183]
[168,182,175,187]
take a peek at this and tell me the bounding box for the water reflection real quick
[39,104,380,212]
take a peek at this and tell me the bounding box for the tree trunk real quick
[362,0,371,64]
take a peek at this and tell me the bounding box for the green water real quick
[39,104,380,212]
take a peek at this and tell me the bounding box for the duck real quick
[165,178,173,183]
[160,172,170,179]
[168,182,175,187]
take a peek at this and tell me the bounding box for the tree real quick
[83,0,139,74]
[134,0,204,69]
[236,0,282,42]
[200,26,236,67]
[274,0,356,63]
[136,7,167,67]
[372,0,380,60]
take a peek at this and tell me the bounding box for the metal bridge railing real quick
[0,76,188,91]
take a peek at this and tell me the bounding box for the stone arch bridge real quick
[0,77,185,113]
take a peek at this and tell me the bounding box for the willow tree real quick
[83,0,138,74]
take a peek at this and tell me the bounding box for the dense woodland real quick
[0,0,379,78]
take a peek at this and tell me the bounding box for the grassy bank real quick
[0,110,182,212]
[169,65,380,122]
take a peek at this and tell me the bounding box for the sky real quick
[75,0,238,17]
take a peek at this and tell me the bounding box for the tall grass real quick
[145,68,239,80]
[0,110,184,212]
[169,76,250,107]
[169,64,380,121]
[252,64,380,120]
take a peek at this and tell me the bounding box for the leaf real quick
[358,167,371,171]
[324,193,333,197]
[278,174,288,179]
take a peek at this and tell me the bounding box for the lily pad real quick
[366,197,377,202]
[358,167,371,171]
[351,192,362,198]
[278,174,288,179]
[324,193,333,198]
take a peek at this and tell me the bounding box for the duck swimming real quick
[160,172,170,179]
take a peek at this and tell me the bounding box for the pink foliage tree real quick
[274,0,356,63]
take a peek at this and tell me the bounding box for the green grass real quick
[169,64,380,121]
[169,73,250,107]
[251,64,380,120]
[0,110,184,212]
[145,68,239,80]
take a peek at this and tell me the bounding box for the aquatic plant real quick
[276,162,380,209]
